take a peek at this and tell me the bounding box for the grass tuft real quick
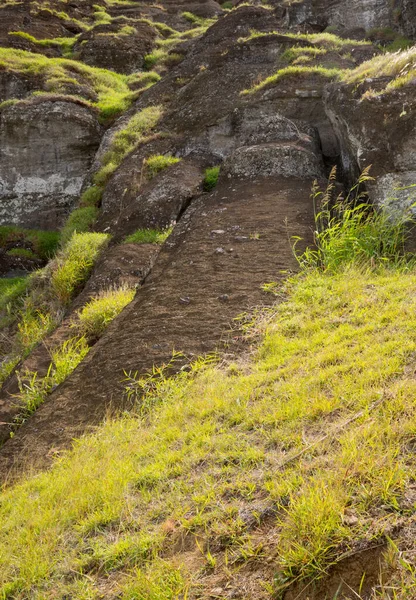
[344,45,416,95]
[60,206,99,247]
[144,154,181,178]
[123,228,172,244]
[94,105,163,187]
[203,166,220,191]
[294,167,414,272]
[51,232,109,305]
[0,47,137,120]
[14,337,89,417]
[74,286,135,342]
[242,65,342,95]
[0,226,60,260]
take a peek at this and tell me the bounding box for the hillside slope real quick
[0,0,416,597]
[2,254,416,598]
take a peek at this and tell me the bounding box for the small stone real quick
[218,294,229,302]
[215,247,225,254]
[343,514,358,525]
[179,296,190,304]
[211,229,225,235]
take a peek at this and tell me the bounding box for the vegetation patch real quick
[0,277,28,316]
[0,47,137,121]
[51,232,109,305]
[1,174,416,596]
[123,227,172,244]
[241,65,342,95]
[14,337,89,418]
[181,11,217,28]
[295,167,413,272]
[93,105,163,188]
[281,44,327,64]
[239,30,370,49]
[74,286,135,342]
[60,206,99,247]
[8,31,78,58]
[1,264,416,595]
[143,154,181,178]
[203,166,220,191]
[126,70,161,89]
[0,225,60,260]
[344,45,416,96]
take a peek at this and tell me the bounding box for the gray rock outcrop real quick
[0,99,101,228]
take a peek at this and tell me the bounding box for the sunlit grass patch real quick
[344,45,416,96]
[143,154,181,178]
[74,286,135,342]
[60,206,99,247]
[8,31,78,58]
[241,65,342,95]
[0,47,137,120]
[1,264,416,595]
[51,232,109,305]
[238,29,370,49]
[93,105,163,187]
[14,337,89,417]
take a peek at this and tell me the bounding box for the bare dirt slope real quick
[0,176,314,479]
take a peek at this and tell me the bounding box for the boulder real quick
[0,99,101,228]
[73,22,156,74]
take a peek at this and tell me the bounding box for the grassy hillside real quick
[1,201,416,598]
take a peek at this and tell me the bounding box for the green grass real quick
[93,105,163,187]
[6,248,37,259]
[126,71,161,89]
[344,45,416,96]
[51,232,109,306]
[294,167,413,272]
[0,47,137,121]
[203,166,220,191]
[0,226,60,260]
[74,286,135,342]
[241,65,342,95]
[239,30,370,49]
[0,277,28,314]
[0,231,109,385]
[181,11,217,28]
[14,337,89,417]
[60,206,99,247]
[1,265,416,596]
[143,48,169,70]
[281,45,328,64]
[143,154,181,178]
[123,227,172,244]
[1,178,416,596]
[79,185,103,208]
[8,31,78,58]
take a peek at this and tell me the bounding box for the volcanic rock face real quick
[73,22,157,73]
[325,81,416,216]
[0,100,101,228]
[285,0,416,36]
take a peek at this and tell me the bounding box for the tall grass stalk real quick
[294,167,413,272]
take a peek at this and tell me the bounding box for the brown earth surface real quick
[0,176,315,480]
